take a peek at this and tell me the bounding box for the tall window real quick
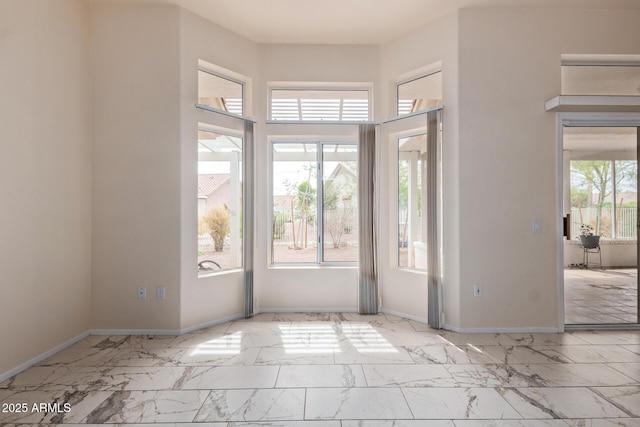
[398,133,427,270]
[272,142,358,264]
[397,71,442,116]
[198,127,243,273]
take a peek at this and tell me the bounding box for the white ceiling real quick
[564,127,638,159]
[93,0,640,45]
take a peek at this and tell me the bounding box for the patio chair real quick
[198,260,222,272]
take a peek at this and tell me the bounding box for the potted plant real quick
[578,224,600,249]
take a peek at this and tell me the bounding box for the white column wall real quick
[91,3,182,330]
[378,12,459,323]
[178,9,261,330]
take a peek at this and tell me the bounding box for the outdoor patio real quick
[565,267,638,324]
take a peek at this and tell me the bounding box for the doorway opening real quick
[562,125,639,327]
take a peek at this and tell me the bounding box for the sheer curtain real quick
[243,120,254,318]
[358,124,378,314]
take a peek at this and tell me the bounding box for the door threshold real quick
[565,323,640,331]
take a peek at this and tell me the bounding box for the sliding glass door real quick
[563,125,639,326]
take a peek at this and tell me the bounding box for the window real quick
[397,71,442,116]
[272,141,358,264]
[398,133,427,270]
[270,88,370,121]
[198,69,244,115]
[198,127,243,273]
[568,127,638,240]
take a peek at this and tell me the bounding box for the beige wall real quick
[91,3,182,330]
[455,8,640,330]
[179,8,260,329]
[378,12,459,322]
[0,0,92,375]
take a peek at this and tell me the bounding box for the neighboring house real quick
[273,194,295,214]
[588,191,638,206]
[326,162,357,191]
[198,173,242,217]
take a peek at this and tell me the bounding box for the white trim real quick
[90,328,181,336]
[442,324,561,334]
[565,323,640,331]
[91,313,246,336]
[556,113,566,333]
[0,331,90,383]
[179,313,244,334]
[545,96,640,113]
[266,120,377,125]
[196,103,256,123]
[381,308,428,324]
[256,308,358,314]
[383,105,444,124]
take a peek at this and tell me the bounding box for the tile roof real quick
[198,173,230,198]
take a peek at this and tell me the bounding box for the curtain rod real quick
[382,105,443,124]
[195,104,257,123]
[265,120,380,125]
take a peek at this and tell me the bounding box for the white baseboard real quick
[89,328,182,336]
[0,330,90,383]
[255,308,358,314]
[91,313,246,336]
[0,314,246,382]
[442,324,561,333]
[380,308,428,324]
[179,313,244,334]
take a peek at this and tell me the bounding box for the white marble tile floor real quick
[1,313,639,425]
[564,268,638,325]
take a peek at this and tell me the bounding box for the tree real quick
[571,160,636,235]
[324,182,355,248]
[295,181,316,248]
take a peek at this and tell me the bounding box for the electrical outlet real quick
[473,284,482,297]
[137,286,147,300]
[156,286,166,300]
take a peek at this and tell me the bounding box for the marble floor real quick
[1,312,640,426]
[565,268,638,324]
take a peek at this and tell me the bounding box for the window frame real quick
[396,69,442,117]
[396,131,428,272]
[197,123,245,277]
[268,83,373,123]
[197,67,246,117]
[269,139,359,266]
